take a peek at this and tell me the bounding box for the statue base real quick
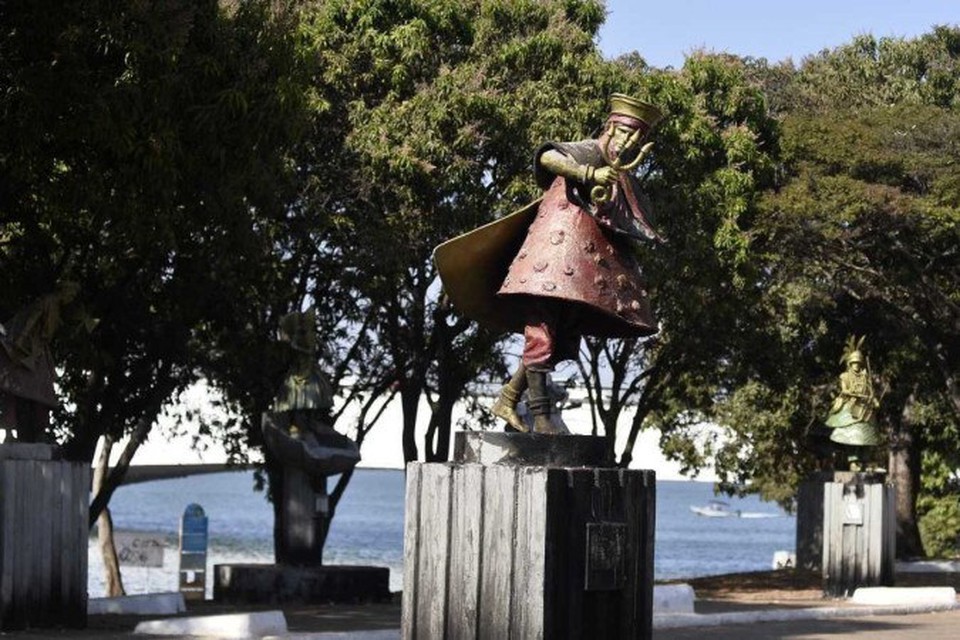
[213,564,390,605]
[0,444,88,630]
[820,472,895,597]
[403,432,655,639]
[796,470,892,573]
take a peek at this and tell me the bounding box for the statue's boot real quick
[491,364,528,432]
[527,369,568,435]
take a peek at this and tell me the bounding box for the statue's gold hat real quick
[845,350,865,365]
[608,93,664,130]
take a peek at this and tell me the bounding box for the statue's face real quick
[850,360,864,373]
[607,123,636,157]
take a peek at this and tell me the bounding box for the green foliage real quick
[298,0,622,461]
[704,104,960,510]
[919,495,960,559]
[5,0,957,559]
[689,30,960,537]
[591,53,782,469]
[917,432,960,558]
[0,0,311,473]
[771,27,960,113]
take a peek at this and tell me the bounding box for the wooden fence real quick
[0,445,89,630]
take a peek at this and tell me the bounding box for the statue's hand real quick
[593,166,618,186]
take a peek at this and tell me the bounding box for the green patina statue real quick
[824,335,881,467]
[261,307,358,478]
[273,307,334,423]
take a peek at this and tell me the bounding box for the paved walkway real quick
[656,607,960,639]
[8,569,960,639]
[10,600,960,639]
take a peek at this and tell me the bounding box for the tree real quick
[641,30,960,558]
[700,28,960,557]
[297,0,631,463]
[573,52,781,469]
[740,105,959,556]
[776,27,960,113]
[0,0,312,592]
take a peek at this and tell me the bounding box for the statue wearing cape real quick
[434,94,664,434]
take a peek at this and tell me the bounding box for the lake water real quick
[89,469,794,598]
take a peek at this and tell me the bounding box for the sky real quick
[598,0,958,68]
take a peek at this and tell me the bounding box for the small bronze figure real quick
[0,282,80,441]
[260,308,358,564]
[825,335,881,468]
[261,308,358,476]
[436,94,664,434]
[273,308,335,426]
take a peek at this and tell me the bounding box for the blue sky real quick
[599,0,958,67]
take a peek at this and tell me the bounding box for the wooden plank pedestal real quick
[0,444,89,630]
[402,433,655,639]
[822,472,895,597]
[795,471,837,571]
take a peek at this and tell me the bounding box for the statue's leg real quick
[14,397,46,443]
[845,446,862,472]
[491,363,528,432]
[527,368,566,435]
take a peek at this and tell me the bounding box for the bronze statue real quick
[0,282,80,441]
[261,307,358,476]
[435,94,664,434]
[273,308,335,424]
[825,335,881,467]
[260,308,358,564]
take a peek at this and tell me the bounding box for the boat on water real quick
[690,500,741,518]
[690,499,788,519]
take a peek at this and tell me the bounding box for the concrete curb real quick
[246,601,960,638]
[653,583,696,614]
[653,601,960,629]
[134,610,288,637]
[268,632,400,640]
[264,584,692,638]
[852,586,956,605]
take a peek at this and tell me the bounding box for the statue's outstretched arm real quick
[539,149,587,181]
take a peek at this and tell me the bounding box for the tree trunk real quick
[888,392,925,559]
[265,450,286,561]
[619,370,668,468]
[400,385,420,463]
[88,379,174,526]
[93,435,126,597]
[424,396,455,463]
[599,401,621,464]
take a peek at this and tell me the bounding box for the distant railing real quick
[112,463,253,486]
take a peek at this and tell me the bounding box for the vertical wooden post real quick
[821,473,895,597]
[476,464,516,639]
[0,445,88,630]
[446,463,483,640]
[401,464,423,637]
[795,471,833,571]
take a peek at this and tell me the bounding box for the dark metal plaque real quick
[585,521,627,591]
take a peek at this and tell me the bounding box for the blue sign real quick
[180,503,208,553]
